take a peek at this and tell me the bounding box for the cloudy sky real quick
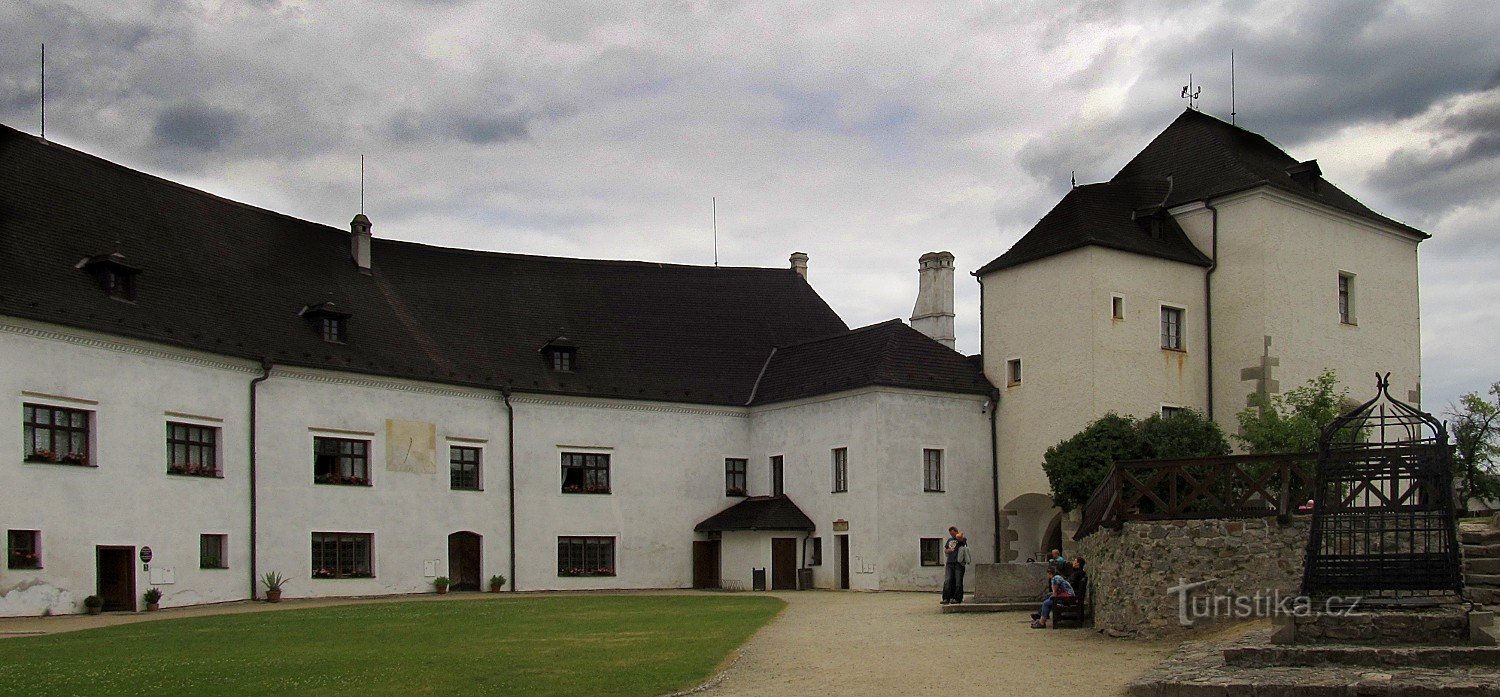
[3,0,1497,413]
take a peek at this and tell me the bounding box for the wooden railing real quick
[1074,452,1317,540]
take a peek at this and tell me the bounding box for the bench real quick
[1051,573,1089,628]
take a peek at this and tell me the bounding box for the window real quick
[923,449,943,492]
[549,349,575,372]
[1339,273,1356,324]
[561,452,610,494]
[22,403,90,466]
[7,530,40,570]
[450,446,481,491]
[1112,295,1125,320]
[1161,406,1185,419]
[200,534,227,569]
[313,437,370,486]
[167,422,219,477]
[542,338,579,373]
[770,455,784,497]
[557,536,615,577]
[1160,306,1184,350]
[320,317,346,343]
[809,537,823,566]
[311,532,373,578]
[1007,358,1022,386]
[831,448,848,493]
[919,538,942,566]
[725,458,748,497]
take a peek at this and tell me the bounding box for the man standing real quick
[941,526,972,604]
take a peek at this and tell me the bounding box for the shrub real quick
[1043,409,1230,511]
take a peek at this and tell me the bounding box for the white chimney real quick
[350,213,372,274]
[789,251,809,280]
[911,251,955,349]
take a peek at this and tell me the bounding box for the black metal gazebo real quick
[1301,373,1464,602]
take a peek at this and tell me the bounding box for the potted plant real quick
[143,587,163,612]
[261,571,287,602]
[433,576,451,595]
[488,574,506,593]
[83,595,103,615]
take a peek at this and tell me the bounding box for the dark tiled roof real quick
[978,109,1425,276]
[1114,109,1425,238]
[695,496,816,532]
[749,319,994,405]
[975,178,1212,275]
[0,124,851,405]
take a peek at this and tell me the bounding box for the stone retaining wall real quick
[1077,518,1309,636]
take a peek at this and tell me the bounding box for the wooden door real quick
[96,546,135,612]
[447,532,482,591]
[771,538,798,590]
[837,535,850,590]
[692,540,721,589]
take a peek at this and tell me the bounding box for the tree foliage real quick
[1043,409,1230,511]
[1233,370,1351,454]
[1451,382,1500,514]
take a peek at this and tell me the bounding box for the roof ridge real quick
[772,318,904,350]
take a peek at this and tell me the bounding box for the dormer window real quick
[541,337,579,373]
[76,253,140,301]
[1286,159,1322,192]
[299,303,351,344]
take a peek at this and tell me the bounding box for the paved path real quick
[701,592,1181,696]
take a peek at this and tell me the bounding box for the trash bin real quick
[752,568,766,591]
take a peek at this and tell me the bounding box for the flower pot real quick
[146,602,160,612]
[488,587,501,593]
[265,589,282,603]
[435,586,449,595]
[85,606,102,615]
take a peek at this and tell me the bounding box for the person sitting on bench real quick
[1031,563,1075,629]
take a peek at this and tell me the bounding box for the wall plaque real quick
[832,519,849,532]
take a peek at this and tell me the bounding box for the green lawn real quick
[0,594,784,696]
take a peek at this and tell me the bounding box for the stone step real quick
[1462,527,1500,545]
[1467,573,1500,587]
[1464,543,1500,558]
[1223,645,1500,668]
[1467,558,1500,574]
[1472,588,1500,605]
[939,601,1035,614]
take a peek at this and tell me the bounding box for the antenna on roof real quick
[39,43,45,139]
[1181,73,1201,110]
[359,155,365,214]
[1230,51,1237,125]
[712,196,719,268]
[1070,171,1076,188]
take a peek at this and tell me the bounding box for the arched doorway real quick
[447,531,482,591]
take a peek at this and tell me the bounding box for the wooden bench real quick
[1052,574,1089,628]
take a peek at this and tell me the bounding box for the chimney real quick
[910,251,956,349]
[350,213,372,275]
[789,252,809,280]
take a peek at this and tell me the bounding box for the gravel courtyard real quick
[701,591,1181,696]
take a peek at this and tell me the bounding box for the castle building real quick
[0,108,1424,615]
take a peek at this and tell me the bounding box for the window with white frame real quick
[1160,306,1185,350]
[923,449,943,492]
[1338,272,1356,324]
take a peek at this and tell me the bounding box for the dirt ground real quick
[699,591,1182,697]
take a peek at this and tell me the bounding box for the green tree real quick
[1451,382,1500,514]
[1043,409,1230,511]
[1234,370,1351,454]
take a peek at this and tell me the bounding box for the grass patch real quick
[0,594,783,696]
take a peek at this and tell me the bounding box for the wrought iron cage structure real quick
[1301,374,1463,601]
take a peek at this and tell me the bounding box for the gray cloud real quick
[152,101,241,151]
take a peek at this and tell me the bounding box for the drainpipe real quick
[1204,203,1219,421]
[248,359,272,600]
[502,387,516,591]
[989,388,1001,563]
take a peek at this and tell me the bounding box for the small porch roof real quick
[694,495,816,532]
